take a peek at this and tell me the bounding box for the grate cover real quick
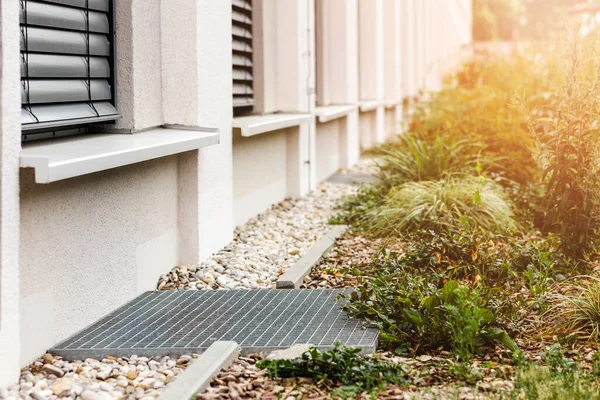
[51,289,378,360]
[327,172,378,186]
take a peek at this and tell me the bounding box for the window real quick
[20,0,118,141]
[232,0,254,115]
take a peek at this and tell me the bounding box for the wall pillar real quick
[394,0,404,133]
[0,0,22,384]
[315,0,360,167]
[160,0,234,262]
[358,0,386,146]
[417,0,427,92]
[252,0,314,194]
[383,0,403,137]
[114,0,164,131]
[402,0,416,102]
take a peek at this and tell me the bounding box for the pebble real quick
[41,364,65,378]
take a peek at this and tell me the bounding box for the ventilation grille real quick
[232,0,254,111]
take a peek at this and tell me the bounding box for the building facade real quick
[0,0,472,385]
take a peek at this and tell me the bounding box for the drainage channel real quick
[51,289,378,360]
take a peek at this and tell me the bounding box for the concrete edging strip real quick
[156,341,240,400]
[276,225,348,289]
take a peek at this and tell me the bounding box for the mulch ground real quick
[197,352,515,400]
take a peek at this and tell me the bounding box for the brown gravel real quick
[302,233,406,289]
[197,352,515,400]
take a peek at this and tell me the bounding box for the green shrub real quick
[393,229,563,288]
[341,268,516,360]
[507,365,600,399]
[256,343,408,394]
[329,183,384,226]
[358,176,517,236]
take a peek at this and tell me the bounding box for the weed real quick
[448,361,484,385]
[381,228,563,287]
[502,344,600,399]
[256,344,408,393]
[505,364,600,399]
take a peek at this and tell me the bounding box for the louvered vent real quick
[232,0,254,113]
[20,0,119,140]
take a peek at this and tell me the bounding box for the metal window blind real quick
[232,0,254,110]
[20,0,119,138]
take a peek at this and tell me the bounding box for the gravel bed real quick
[157,181,357,291]
[0,353,195,400]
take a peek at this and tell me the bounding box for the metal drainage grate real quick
[51,289,378,360]
[327,172,378,186]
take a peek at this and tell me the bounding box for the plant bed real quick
[286,34,600,399]
[204,33,600,399]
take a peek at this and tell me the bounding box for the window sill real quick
[359,101,384,112]
[20,126,220,184]
[233,113,312,137]
[315,105,357,123]
[384,100,402,108]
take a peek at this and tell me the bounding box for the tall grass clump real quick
[359,176,517,236]
[545,277,600,343]
[375,132,486,189]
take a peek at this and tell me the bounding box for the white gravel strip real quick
[157,181,357,291]
[0,353,195,400]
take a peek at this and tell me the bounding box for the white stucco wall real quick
[315,120,342,183]
[315,0,359,107]
[401,0,417,99]
[0,0,22,387]
[385,107,398,139]
[358,0,384,102]
[359,110,376,149]
[19,157,179,364]
[232,130,288,226]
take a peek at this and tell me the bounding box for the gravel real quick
[302,234,405,289]
[0,353,195,400]
[196,352,514,400]
[157,181,357,291]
